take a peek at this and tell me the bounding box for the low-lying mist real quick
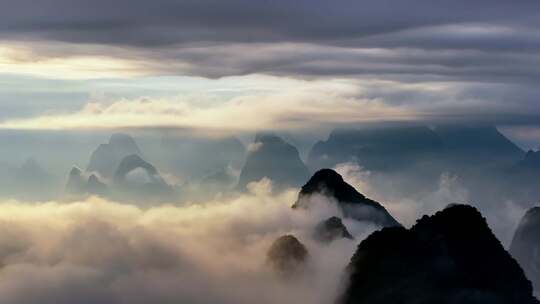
[0,180,378,304]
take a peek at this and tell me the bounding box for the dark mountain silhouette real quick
[293,169,400,227]
[266,235,308,277]
[87,133,141,179]
[308,126,443,171]
[339,204,538,304]
[313,216,353,243]
[237,133,310,191]
[510,207,540,292]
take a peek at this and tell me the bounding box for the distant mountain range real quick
[160,134,246,180]
[66,134,175,203]
[0,158,59,200]
[308,124,524,172]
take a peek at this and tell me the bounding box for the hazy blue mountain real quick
[16,158,49,182]
[293,169,400,227]
[87,133,141,179]
[65,166,108,196]
[237,133,310,191]
[65,167,87,194]
[433,125,524,167]
[1,158,59,200]
[160,135,245,180]
[340,204,537,304]
[112,154,175,202]
[86,174,108,196]
[498,149,540,206]
[308,125,443,172]
[510,207,540,292]
[308,125,524,172]
[517,150,540,170]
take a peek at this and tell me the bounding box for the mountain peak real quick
[299,168,360,197]
[293,169,400,227]
[266,234,308,277]
[87,133,141,178]
[109,133,141,154]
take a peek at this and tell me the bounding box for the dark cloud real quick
[2,0,539,46]
[1,0,540,128]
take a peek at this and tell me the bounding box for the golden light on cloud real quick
[0,185,370,304]
[0,44,147,79]
[0,92,415,132]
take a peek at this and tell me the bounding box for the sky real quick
[1,0,540,146]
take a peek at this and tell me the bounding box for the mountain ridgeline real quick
[66,134,175,203]
[308,125,524,172]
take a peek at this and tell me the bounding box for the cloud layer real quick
[0,79,414,132]
[1,0,539,81]
[0,181,380,304]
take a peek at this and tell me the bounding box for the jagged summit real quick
[112,154,175,202]
[237,133,310,191]
[87,133,141,178]
[293,169,400,227]
[65,166,108,196]
[340,204,537,304]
